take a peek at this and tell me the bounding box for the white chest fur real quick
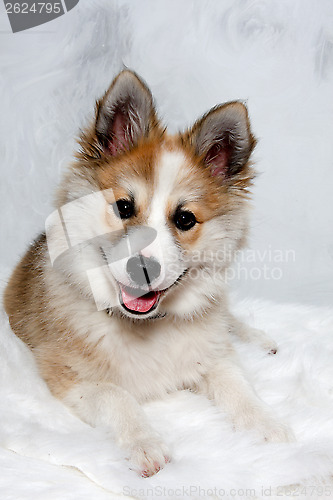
[76,308,227,403]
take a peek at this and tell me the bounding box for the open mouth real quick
[119,284,161,315]
[117,268,188,316]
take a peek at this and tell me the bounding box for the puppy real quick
[4,70,290,477]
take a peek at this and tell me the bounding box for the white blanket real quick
[1,297,333,499]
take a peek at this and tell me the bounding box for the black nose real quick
[126,255,161,287]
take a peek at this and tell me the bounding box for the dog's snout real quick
[126,255,161,286]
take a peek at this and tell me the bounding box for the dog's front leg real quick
[227,312,278,354]
[63,381,170,477]
[199,360,292,442]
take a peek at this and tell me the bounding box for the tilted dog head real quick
[47,70,256,320]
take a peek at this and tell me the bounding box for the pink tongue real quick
[121,287,159,313]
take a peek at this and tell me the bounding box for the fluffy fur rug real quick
[1,294,333,499]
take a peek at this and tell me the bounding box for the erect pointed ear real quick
[95,70,160,155]
[184,102,256,180]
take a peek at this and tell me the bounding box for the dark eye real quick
[113,199,135,219]
[174,209,197,231]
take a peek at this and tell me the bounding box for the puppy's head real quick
[50,70,256,320]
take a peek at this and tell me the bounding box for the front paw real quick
[261,420,295,443]
[248,327,278,355]
[129,435,170,477]
[233,409,294,443]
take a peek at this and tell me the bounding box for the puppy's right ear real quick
[95,70,160,156]
[183,101,256,182]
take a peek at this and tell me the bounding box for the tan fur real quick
[4,70,292,478]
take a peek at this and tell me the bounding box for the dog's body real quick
[4,70,290,477]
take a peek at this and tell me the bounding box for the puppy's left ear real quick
[95,70,160,155]
[184,102,256,180]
